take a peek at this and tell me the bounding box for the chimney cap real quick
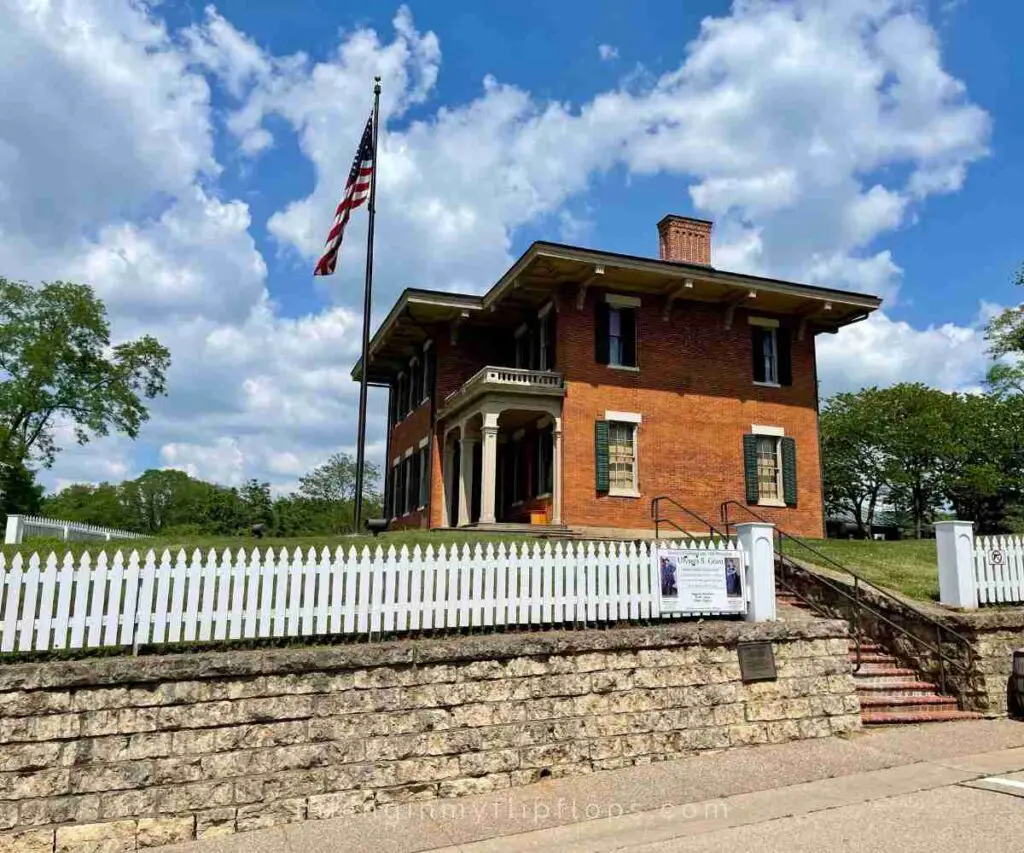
[657,214,714,229]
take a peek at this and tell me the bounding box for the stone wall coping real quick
[0,619,848,693]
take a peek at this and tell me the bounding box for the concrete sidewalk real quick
[155,719,1024,853]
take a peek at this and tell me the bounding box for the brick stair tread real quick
[861,709,985,725]
[849,653,900,664]
[859,694,956,708]
[855,681,938,693]
[853,667,920,678]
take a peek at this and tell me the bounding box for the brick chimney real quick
[657,215,713,265]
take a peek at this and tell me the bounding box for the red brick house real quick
[354,216,881,539]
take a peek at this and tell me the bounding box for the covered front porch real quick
[437,367,564,528]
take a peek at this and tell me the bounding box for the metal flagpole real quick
[353,76,381,534]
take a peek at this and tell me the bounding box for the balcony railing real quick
[440,365,565,414]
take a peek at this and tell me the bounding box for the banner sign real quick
[655,547,747,615]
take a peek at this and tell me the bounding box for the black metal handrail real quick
[651,496,727,540]
[720,499,974,701]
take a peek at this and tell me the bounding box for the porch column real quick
[457,435,478,527]
[552,416,563,525]
[441,437,456,528]
[479,412,500,525]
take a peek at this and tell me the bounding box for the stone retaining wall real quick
[0,621,858,852]
[784,561,1023,715]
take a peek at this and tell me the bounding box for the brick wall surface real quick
[558,289,825,538]
[0,622,857,851]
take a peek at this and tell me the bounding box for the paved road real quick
[156,719,1024,853]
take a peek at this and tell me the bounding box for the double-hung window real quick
[756,436,783,504]
[750,318,791,386]
[596,295,638,369]
[417,446,429,508]
[608,422,638,495]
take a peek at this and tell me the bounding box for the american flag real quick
[313,114,375,277]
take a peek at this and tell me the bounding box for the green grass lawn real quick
[0,528,941,603]
[793,538,939,602]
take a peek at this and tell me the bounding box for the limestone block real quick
[68,760,154,795]
[97,789,156,821]
[459,749,519,777]
[0,744,61,774]
[439,773,511,798]
[154,781,233,814]
[0,713,80,744]
[195,807,236,839]
[235,798,306,833]
[797,718,833,739]
[55,820,136,853]
[307,790,374,820]
[1,691,73,718]
[0,769,70,801]
[136,816,194,848]
[0,829,53,853]
[729,724,769,746]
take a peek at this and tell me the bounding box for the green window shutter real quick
[751,327,766,383]
[777,329,793,386]
[781,437,797,506]
[595,420,610,492]
[595,300,610,364]
[743,434,759,504]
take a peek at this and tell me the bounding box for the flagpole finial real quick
[373,76,381,94]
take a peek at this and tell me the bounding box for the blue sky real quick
[0,0,1018,492]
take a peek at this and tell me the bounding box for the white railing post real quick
[936,519,977,609]
[735,522,776,622]
[4,514,24,544]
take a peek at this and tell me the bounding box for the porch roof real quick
[353,241,883,384]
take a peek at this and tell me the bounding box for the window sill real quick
[608,488,642,499]
[511,500,524,508]
[757,498,786,508]
[753,381,781,389]
[608,364,640,372]
[535,492,552,500]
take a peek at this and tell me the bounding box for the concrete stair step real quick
[861,709,985,726]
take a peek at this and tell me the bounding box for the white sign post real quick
[655,547,747,616]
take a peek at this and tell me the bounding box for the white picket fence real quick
[4,514,148,545]
[0,539,744,653]
[973,534,1024,605]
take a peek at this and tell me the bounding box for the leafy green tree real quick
[821,390,892,535]
[239,479,274,529]
[0,462,44,517]
[296,452,381,533]
[0,277,170,470]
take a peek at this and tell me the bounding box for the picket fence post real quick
[936,520,977,609]
[735,522,776,622]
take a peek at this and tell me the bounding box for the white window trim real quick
[752,424,784,436]
[753,325,780,386]
[538,300,554,318]
[404,447,414,459]
[605,293,642,308]
[423,339,433,351]
[418,436,430,449]
[754,381,782,388]
[608,364,640,373]
[392,456,401,467]
[748,316,780,328]
[607,419,640,499]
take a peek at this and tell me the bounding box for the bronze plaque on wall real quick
[737,641,777,683]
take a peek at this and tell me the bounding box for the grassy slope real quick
[797,538,938,602]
